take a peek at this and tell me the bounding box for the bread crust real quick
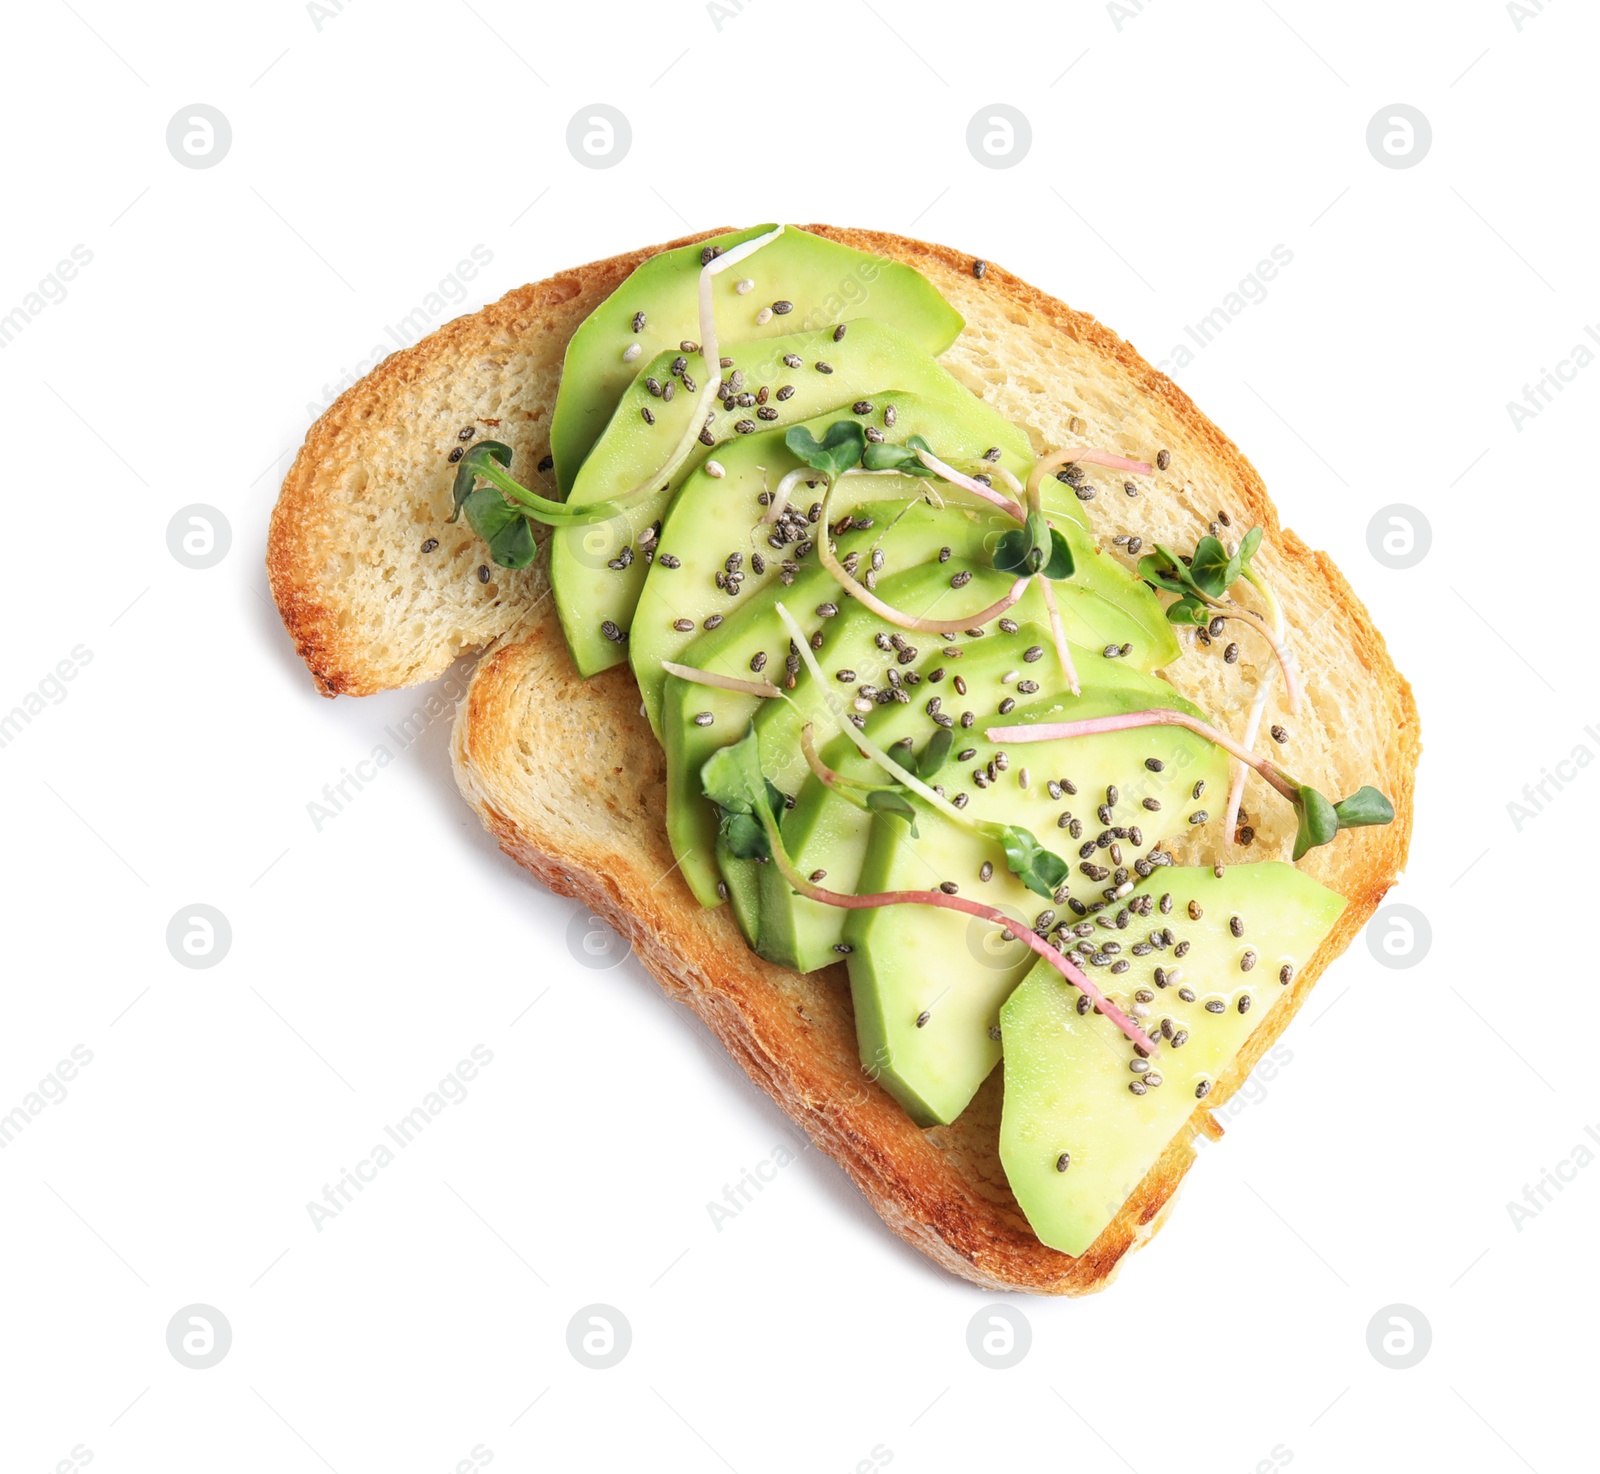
[272,225,1420,1292]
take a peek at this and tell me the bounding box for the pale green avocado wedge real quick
[549,224,963,492]
[999,862,1347,1258]
[837,676,1231,1127]
[660,527,1017,913]
[551,320,991,678]
[757,584,1201,976]
[630,390,1036,735]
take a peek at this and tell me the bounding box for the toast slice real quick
[270,226,1419,1292]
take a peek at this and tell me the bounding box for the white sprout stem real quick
[774,601,970,828]
[812,474,1030,632]
[761,466,810,524]
[914,448,1026,520]
[984,707,1301,803]
[1222,567,1290,841]
[1025,445,1153,505]
[612,225,787,509]
[660,659,781,700]
[1193,593,1302,716]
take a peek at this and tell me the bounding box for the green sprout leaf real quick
[1236,525,1264,571]
[720,811,771,861]
[450,441,515,523]
[888,736,916,773]
[702,729,786,861]
[1165,596,1208,626]
[462,487,537,569]
[1188,536,1233,599]
[861,432,939,478]
[916,726,954,780]
[866,787,919,837]
[1138,548,1191,595]
[785,420,866,481]
[990,824,1071,901]
[992,526,1034,575]
[1332,786,1395,830]
[1291,785,1341,862]
[1042,528,1075,581]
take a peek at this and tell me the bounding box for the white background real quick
[0,1,1592,1469]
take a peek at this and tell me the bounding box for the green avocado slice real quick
[836,668,1230,1127]
[549,224,963,492]
[550,320,993,678]
[630,390,1036,734]
[999,863,1346,1257]
[753,574,1181,975]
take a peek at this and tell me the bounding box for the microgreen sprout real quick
[448,441,628,569]
[701,726,1155,1055]
[1137,530,1301,713]
[985,707,1394,861]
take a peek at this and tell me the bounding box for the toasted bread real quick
[269,226,1419,1292]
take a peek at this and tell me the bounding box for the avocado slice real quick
[837,671,1231,1127]
[551,320,1008,679]
[999,863,1346,1257]
[659,513,1018,913]
[754,577,1181,975]
[630,391,1036,733]
[549,224,963,492]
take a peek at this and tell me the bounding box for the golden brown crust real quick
[274,223,1420,1292]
